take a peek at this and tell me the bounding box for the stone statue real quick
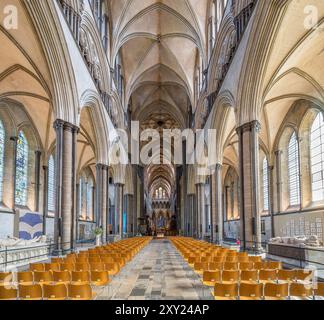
[0,235,47,248]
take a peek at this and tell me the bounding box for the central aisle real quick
[96,239,213,300]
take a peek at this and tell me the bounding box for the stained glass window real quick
[263,158,269,211]
[311,113,324,202]
[15,131,28,206]
[0,120,5,201]
[288,132,301,206]
[47,155,55,213]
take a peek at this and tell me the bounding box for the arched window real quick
[79,172,94,221]
[310,112,324,202]
[48,155,55,213]
[86,177,94,220]
[262,158,269,211]
[0,120,5,202]
[15,131,29,206]
[288,132,300,206]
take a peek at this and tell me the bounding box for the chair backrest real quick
[68,284,93,300]
[239,262,254,271]
[34,271,53,283]
[0,285,17,300]
[239,283,263,299]
[259,269,277,282]
[290,283,312,298]
[90,262,105,271]
[266,261,282,270]
[214,282,238,299]
[43,284,68,300]
[30,263,45,272]
[45,263,60,272]
[71,271,90,283]
[208,262,223,271]
[314,282,324,297]
[203,271,221,283]
[294,269,313,282]
[222,270,240,283]
[53,271,71,283]
[264,283,289,299]
[249,256,262,263]
[240,270,258,283]
[19,284,43,300]
[17,271,34,284]
[225,256,239,263]
[91,271,109,283]
[224,262,239,271]
[60,263,75,272]
[75,263,90,271]
[277,269,295,281]
[0,272,13,283]
[194,262,208,271]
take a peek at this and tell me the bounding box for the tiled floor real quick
[95,239,213,300]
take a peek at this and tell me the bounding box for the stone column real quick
[124,194,134,236]
[42,165,48,235]
[196,183,205,239]
[187,194,195,237]
[236,120,262,252]
[96,164,108,243]
[133,167,138,235]
[212,164,223,244]
[115,183,124,238]
[54,120,78,254]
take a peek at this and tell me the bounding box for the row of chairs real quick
[212,282,324,300]
[192,261,283,273]
[0,270,110,286]
[0,237,152,300]
[29,262,121,275]
[0,283,96,300]
[202,270,314,287]
[170,237,323,300]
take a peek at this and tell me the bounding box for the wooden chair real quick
[222,270,240,284]
[203,271,221,287]
[34,271,54,285]
[223,262,239,271]
[18,284,43,300]
[0,272,13,284]
[277,269,295,283]
[45,263,61,272]
[68,284,96,300]
[294,269,313,284]
[239,262,254,271]
[193,262,209,275]
[90,262,106,272]
[30,263,45,272]
[240,270,259,284]
[266,261,282,270]
[289,283,312,299]
[259,270,278,284]
[0,285,17,300]
[60,263,75,272]
[17,272,34,285]
[249,256,262,263]
[213,282,238,300]
[43,283,68,300]
[91,271,110,286]
[239,283,263,300]
[264,283,289,300]
[53,271,71,285]
[71,271,90,285]
[314,282,324,299]
[75,263,90,272]
[208,262,223,271]
[105,263,120,276]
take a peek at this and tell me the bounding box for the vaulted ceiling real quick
[109,0,210,197]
